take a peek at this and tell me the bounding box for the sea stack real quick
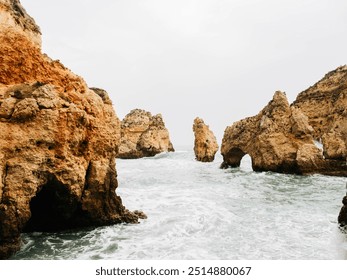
[118,109,174,159]
[193,117,219,162]
[0,0,138,259]
[221,89,347,176]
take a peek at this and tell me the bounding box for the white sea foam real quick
[13,148,347,259]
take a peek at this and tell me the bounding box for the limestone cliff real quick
[0,0,41,47]
[293,65,347,161]
[0,0,138,259]
[221,91,346,176]
[193,117,218,162]
[118,109,174,159]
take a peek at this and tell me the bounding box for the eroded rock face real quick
[221,91,347,175]
[0,0,41,47]
[0,0,138,259]
[118,109,174,159]
[193,117,218,162]
[293,66,347,161]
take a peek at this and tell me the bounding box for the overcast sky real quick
[21,0,347,147]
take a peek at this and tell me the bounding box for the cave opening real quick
[222,147,254,170]
[24,177,78,232]
[227,147,247,167]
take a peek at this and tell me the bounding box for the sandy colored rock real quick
[221,91,347,176]
[0,0,41,47]
[118,109,174,159]
[0,1,85,93]
[193,117,218,162]
[293,65,347,161]
[0,0,138,259]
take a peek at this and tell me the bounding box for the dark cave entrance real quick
[221,147,254,171]
[24,177,78,232]
[227,147,247,167]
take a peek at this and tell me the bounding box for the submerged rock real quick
[221,91,347,176]
[0,0,138,259]
[118,109,174,159]
[193,117,218,162]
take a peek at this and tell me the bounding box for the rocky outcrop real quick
[0,0,138,259]
[221,91,347,176]
[338,194,347,227]
[293,65,347,161]
[118,109,174,159]
[0,0,41,47]
[193,117,218,162]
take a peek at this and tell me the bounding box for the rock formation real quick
[193,117,218,162]
[221,91,347,176]
[293,65,347,161]
[118,109,174,159]
[338,194,347,227]
[0,0,138,259]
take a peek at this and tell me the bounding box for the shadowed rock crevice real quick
[24,175,77,232]
[221,147,246,168]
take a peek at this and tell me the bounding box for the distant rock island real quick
[221,66,347,177]
[118,109,174,159]
[193,117,218,162]
[0,0,139,259]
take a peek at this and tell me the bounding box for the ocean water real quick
[12,148,347,260]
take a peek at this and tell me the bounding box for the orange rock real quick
[0,0,138,259]
[118,109,174,159]
[193,117,218,162]
[293,66,347,161]
[221,90,347,176]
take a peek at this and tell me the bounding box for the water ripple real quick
[12,149,347,260]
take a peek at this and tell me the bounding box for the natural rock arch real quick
[221,91,347,176]
[221,147,247,168]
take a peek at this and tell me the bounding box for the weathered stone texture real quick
[118,109,174,159]
[0,0,138,259]
[221,90,347,176]
[193,117,218,162]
